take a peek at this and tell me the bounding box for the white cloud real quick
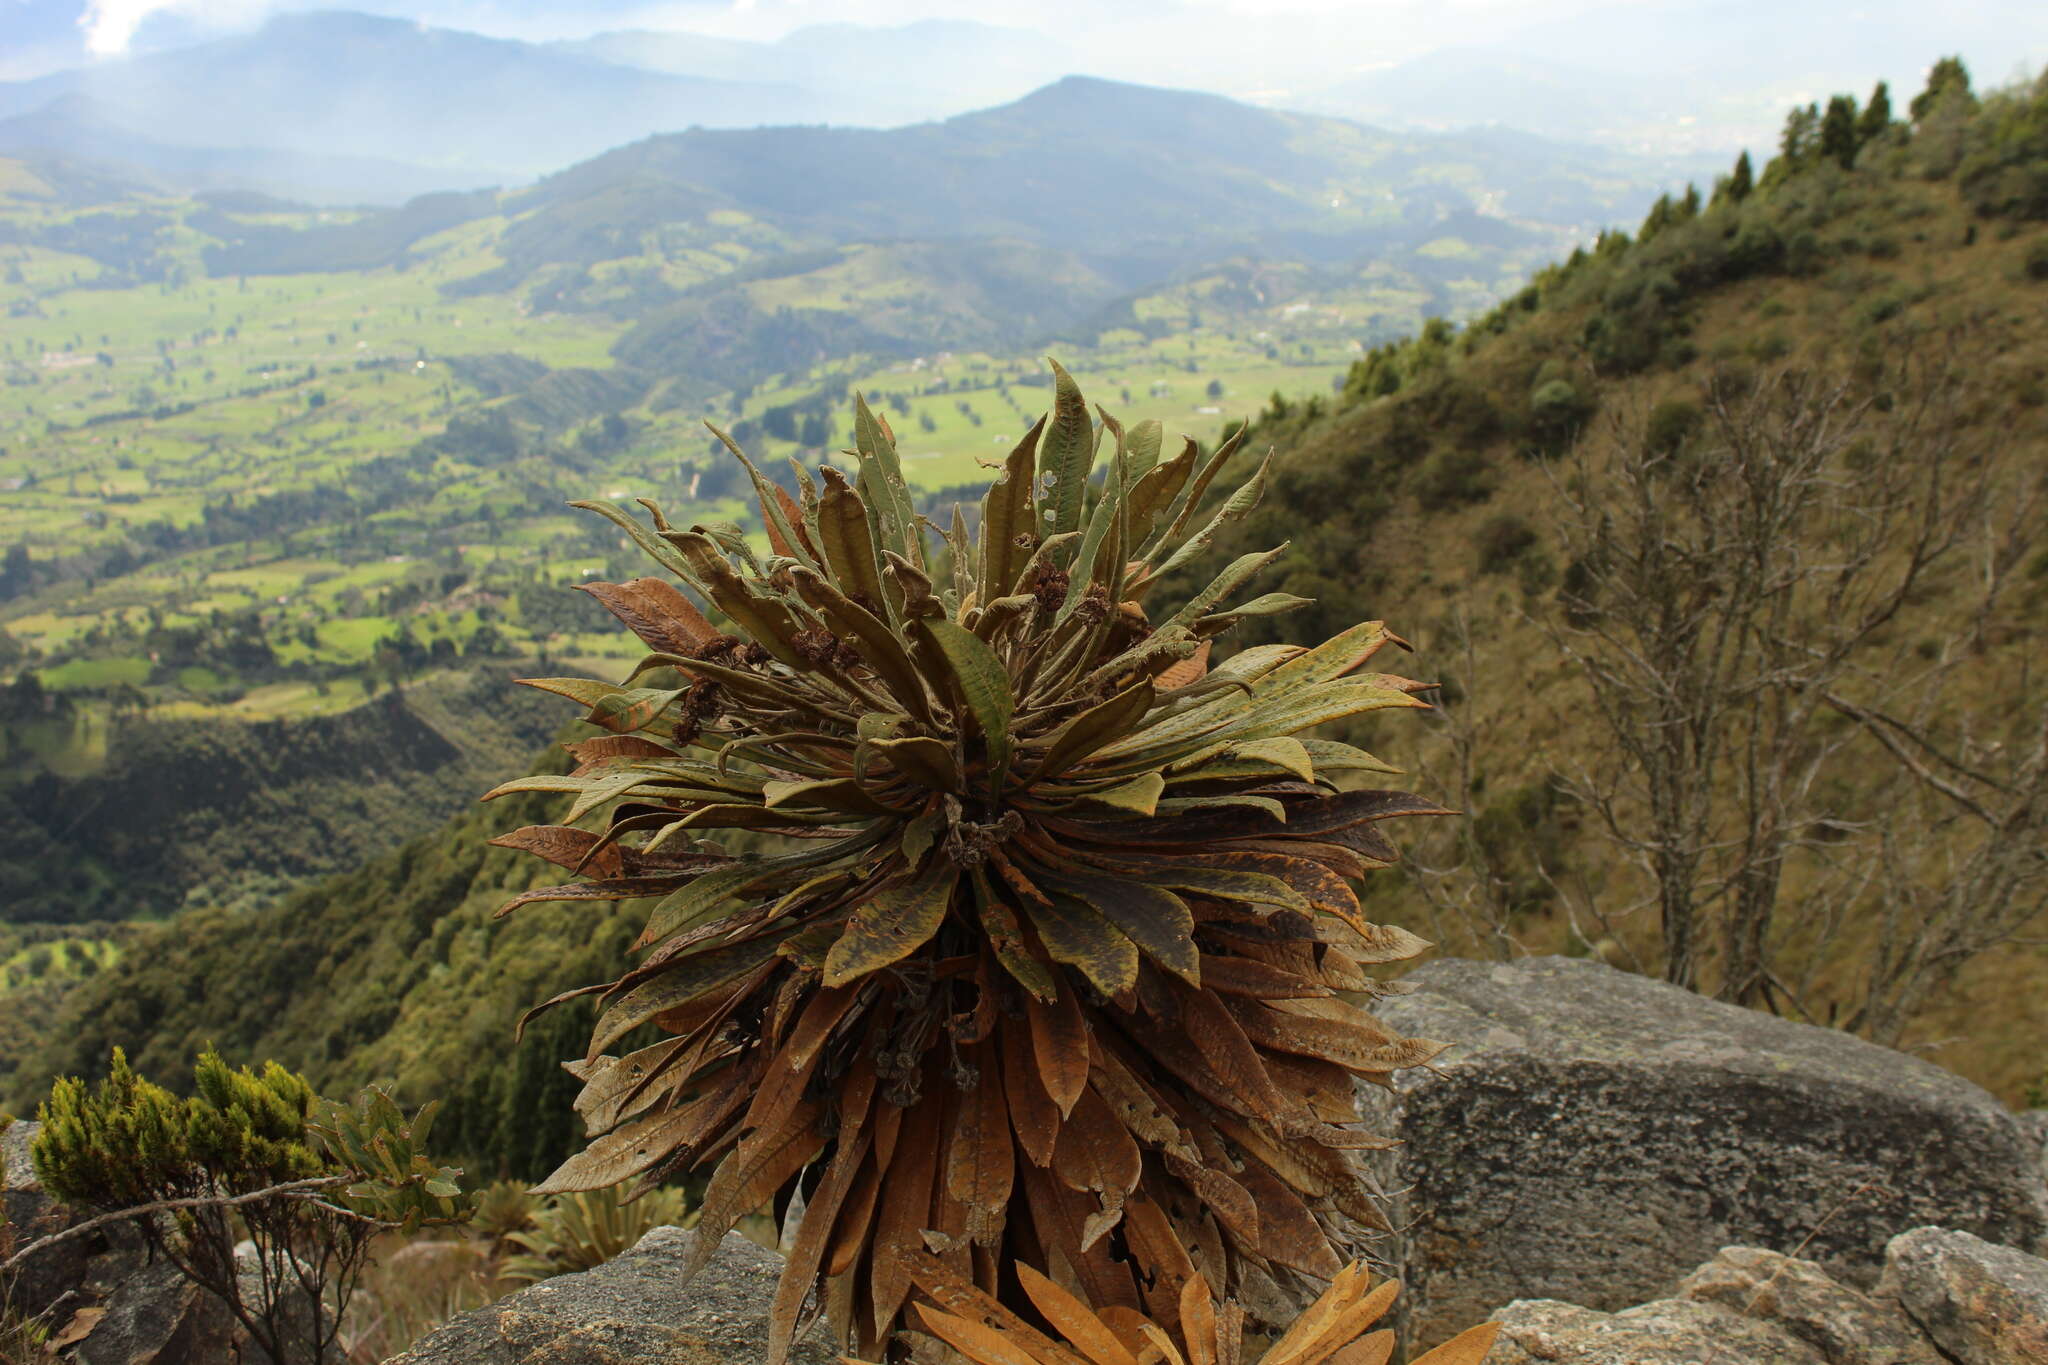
[79,0,271,55]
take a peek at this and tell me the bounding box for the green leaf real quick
[704,421,820,572]
[590,937,781,1056]
[1228,737,1316,782]
[1038,357,1095,539]
[901,808,943,865]
[1300,739,1402,775]
[1147,452,1274,583]
[585,687,685,735]
[823,857,960,986]
[1034,680,1155,779]
[971,869,1056,1001]
[854,393,921,568]
[978,417,1043,606]
[761,778,897,816]
[1025,894,1138,996]
[570,500,702,585]
[1076,772,1164,815]
[1161,545,1287,635]
[919,618,1015,782]
[866,735,961,792]
[668,532,813,670]
[1028,866,1198,983]
[815,470,890,615]
[639,863,776,945]
[1124,418,1163,481]
[1193,592,1313,634]
[515,676,624,709]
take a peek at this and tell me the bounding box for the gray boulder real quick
[1490,1230,2048,1365]
[1677,1246,1941,1364]
[1487,1296,1829,1365]
[1358,957,2048,1350]
[66,1254,239,1365]
[388,1227,839,1365]
[2,1118,245,1364]
[2023,1110,2048,1182]
[2,1118,92,1323]
[1880,1226,2048,1364]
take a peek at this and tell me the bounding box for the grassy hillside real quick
[1197,64,2048,1101]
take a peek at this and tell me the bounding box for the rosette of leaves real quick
[488,361,1448,1362]
[884,1250,1501,1365]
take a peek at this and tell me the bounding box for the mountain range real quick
[0,10,825,185]
[0,7,1740,206]
[4,70,1701,391]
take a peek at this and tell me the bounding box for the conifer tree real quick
[1779,103,1820,165]
[1858,80,1893,145]
[1724,150,1755,202]
[1910,57,1974,121]
[1819,94,1861,169]
[1639,192,1673,241]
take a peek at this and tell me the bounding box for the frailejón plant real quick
[881,1248,1501,1365]
[490,361,1446,1359]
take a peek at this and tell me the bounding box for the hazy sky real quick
[56,0,1582,58]
[6,0,2045,151]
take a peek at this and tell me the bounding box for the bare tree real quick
[1541,344,2030,1013]
[1400,604,1533,962]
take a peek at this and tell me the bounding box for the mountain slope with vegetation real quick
[6,61,2042,1180]
[1204,59,2048,1099]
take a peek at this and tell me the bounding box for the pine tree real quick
[1819,94,1861,169]
[1725,150,1755,202]
[1910,57,1975,122]
[1639,192,1674,241]
[1858,80,1893,145]
[1779,103,1820,164]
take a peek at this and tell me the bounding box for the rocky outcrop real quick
[1880,1226,2048,1364]
[388,1227,839,1365]
[0,1119,239,1364]
[4,1115,90,1323]
[1490,1229,2048,1365]
[1357,957,2048,1349]
[1678,1245,1940,1364]
[2023,1110,2048,1182]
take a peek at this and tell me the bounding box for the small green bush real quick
[1413,447,1497,510]
[2024,237,2048,280]
[1475,514,1538,575]
[1645,397,1705,455]
[1529,378,1597,450]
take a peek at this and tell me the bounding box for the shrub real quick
[491,362,1444,1360]
[31,1051,471,1365]
[1727,218,1786,275]
[1529,378,1596,450]
[1414,446,1497,509]
[499,1185,690,1284]
[1475,513,1538,574]
[2025,237,2048,281]
[1645,397,1704,455]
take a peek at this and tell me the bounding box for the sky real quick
[3,0,2044,156]
[44,0,1578,60]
